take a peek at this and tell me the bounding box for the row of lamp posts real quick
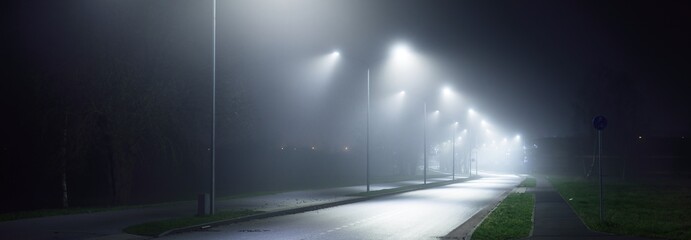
[209,0,503,213]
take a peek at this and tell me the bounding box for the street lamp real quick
[452,122,458,180]
[466,108,481,176]
[322,52,373,193]
[210,0,217,215]
[422,86,459,183]
[368,43,418,191]
[442,87,452,97]
[335,42,434,189]
[423,102,427,184]
[367,68,370,192]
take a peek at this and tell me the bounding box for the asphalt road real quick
[0,176,454,240]
[162,173,521,240]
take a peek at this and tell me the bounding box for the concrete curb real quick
[443,176,526,240]
[158,176,481,238]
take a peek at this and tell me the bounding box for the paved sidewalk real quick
[525,176,653,240]
[0,176,464,240]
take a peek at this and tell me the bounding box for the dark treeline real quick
[528,136,691,179]
[526,65,691,178]
[1,42,411,212]
[0,1,365,213]
[2,2,212,212]
[3,43,214,211]
[2,54,376,212]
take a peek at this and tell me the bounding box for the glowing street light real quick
[367,42,417,191]
[327,49,372,192]
[464,108,484,176]
[423,87,459,183]
[337,43,457,188]
[442,87,452,97]
[391,43,413,62]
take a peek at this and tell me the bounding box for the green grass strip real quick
[0,191,280,222]
[123,209,262,236]
[472,193,535,240]
[0,205,153,222]
[549,176,691,240]
[519,177,537,188]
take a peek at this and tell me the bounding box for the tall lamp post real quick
[423,103,427,184]
[467,108,477,177]
[334,43,420,190]
[210,0,217,215]
[366,69,371,192]
[452,122,458,180]
[328,51,370,192]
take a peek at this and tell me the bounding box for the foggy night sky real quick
[3,0,690,147]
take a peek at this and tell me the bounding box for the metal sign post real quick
[592,115,607,222]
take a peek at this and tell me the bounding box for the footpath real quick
[0,176,470,240]
[525,176,653,240]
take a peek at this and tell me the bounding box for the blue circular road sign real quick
[592,115,607,130]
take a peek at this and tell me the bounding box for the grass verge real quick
[472,193,535,240]
[519,177,536,187]
[0,205,151,222]
[217,191,282,201]
[549,176,691,240]
[123,209,262,237]
[0,191,279,223]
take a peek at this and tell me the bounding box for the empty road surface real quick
[162,173,521,240]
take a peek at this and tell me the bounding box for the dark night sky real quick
[3,0,690,146]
